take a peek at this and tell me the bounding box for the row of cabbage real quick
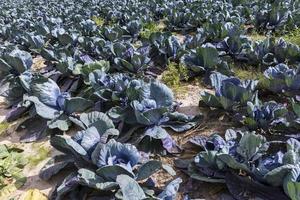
[2,0,300,36]
[1,52,199,199]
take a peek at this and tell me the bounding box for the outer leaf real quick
[286,181,300,200]
[158,178,182,200]
[79,112,115,130]
[136,160,162,181]
[162,164,176,176]
[80,126,101,151]
[144,126,169,140]
[50,136,89,161]
[116,174,146,200]
[24,96,59,119]
[225,172,289,200]
[217,154,250,172]
[51,172,79,200]
[283,164,300,196]
[47,114,71,131]
[64,97,93,114]
[150,82,174,107]
[200,91,223,108]
[237,133,268,161]
[96,165,134,181]
[39,155,74,181]
[17,116,48,143]
[264,164,295,187]
[5,49,32,74]
[77,168,118,191]
[30,78,61,108]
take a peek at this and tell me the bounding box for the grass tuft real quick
[0,122,9,135]
[248,32,266,42]
[283,28,300,46]
[161,62,189,93]
[234,68,261,80]
[233,65,268,89]
[27,144,51,167]
[140,21,165,39]
[91,16,105,26]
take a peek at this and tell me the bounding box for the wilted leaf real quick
[20,189,48,200]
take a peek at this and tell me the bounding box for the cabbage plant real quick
[149,32,182,68]
[246,38,300,66]
[87,71,199,153]
[178,129,300,200]
[0,48,33,107]
[180,44,220,75]
[40,126,180,200]
[17,77,93,142]
[263,64,300,95]
[237,101,288,131]
[200,72,258,111]
[108,80,200,154]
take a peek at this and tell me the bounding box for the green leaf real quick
[30,77,61,107]
[264,164,295,187]
[236,132,268,161]
[286,181,300,200]
[162,164,176,176]
[283,164,300,195]
[190,173,225,183]
[0,145,9,159]
[50,136,89,161]
[24,95,59,119]
[64,97,93,114]
[136,160,162,181]
[291,99,300,118]
[116,174,146,200]
[218,154,250,172]
[96,165,134,181]
[200,91,223,108]
[150,82,174,107]
[47,114,71,131]
[187,163,225,183]
[219,96,235,110]
[78,168,118,191]
[197,45,219,69]
[80,111,115,131]
[0,58,12,74]
[39,155,74,181]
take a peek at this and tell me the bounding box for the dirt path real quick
[0,98,57,199]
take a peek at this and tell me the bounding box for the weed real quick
[161,62,189,93]
[0,122,9,135]
[140,21,165,39]
[233,65,267,88]
[283,28,300,46]
[91,16,105,26]
[248,32,266,42]
[27,144,50,167]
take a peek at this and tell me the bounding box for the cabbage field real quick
[1,0,300,199]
